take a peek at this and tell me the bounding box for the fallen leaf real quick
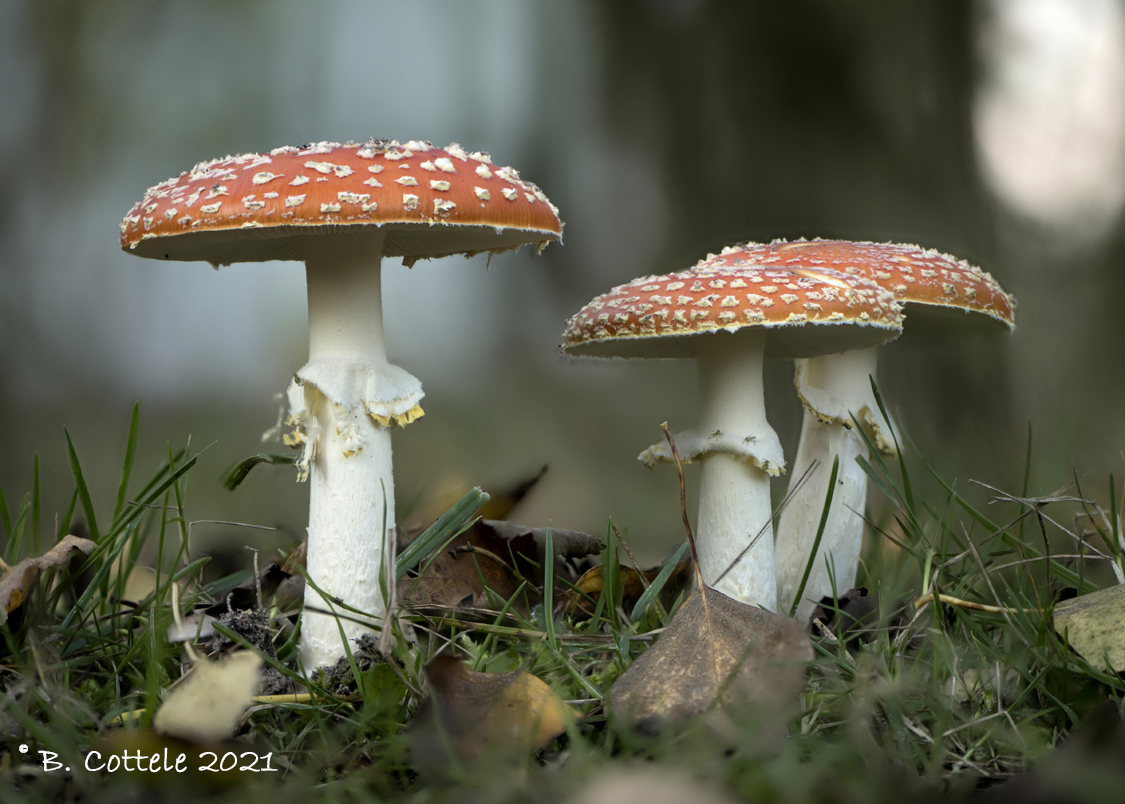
[397,531,519,610]
[409,655,577,771]
[610,422,813,734]
[153,651,263,743]
[1052,583,1125,671]
[399,520,601,612]
[0,534,97,624]
[564,550,692,618]
[608,588,813,732]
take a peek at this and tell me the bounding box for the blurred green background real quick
[2,0,1123,572]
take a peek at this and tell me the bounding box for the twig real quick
[426,617,663,644]
[610,521,670,621]
[660,422,704,592]
[913,592,1040,615]
[964,524,1035,649]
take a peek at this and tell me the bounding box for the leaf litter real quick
[15,415,1125,800]
[398,517,601,613]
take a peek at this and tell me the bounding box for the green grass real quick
[2,405,1124,803]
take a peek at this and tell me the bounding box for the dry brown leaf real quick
[153,651,263,743]
[397,531,520,610]
[1053,583,1125,672]
[399,520,601,612]
[0,534,97,623]
[564,553,692,618]
[608,588,813,732]
[409,655,577,771]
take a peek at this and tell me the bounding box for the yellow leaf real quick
[153,652,263,743]
[410,655,577,772]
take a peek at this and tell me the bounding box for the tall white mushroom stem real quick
[775,346,895,621]
[288,230,424,670]
[641,333,784,610]
[695,335,782,609]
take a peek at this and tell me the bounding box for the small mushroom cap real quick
[732,239,1015,335]
[120,139,562,267]
[562,245,903,360]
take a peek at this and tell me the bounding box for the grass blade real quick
[222,452,297,491]
[603,521,621,629]
[543,528,558,653]
[56,488,78,542]
[32,454,41,553]
[396,487,490,579]
[869,376,914,511]
[630,541,689,623]
[60,450,202,630]
[64,427,99,540]
[113,402,141,522]
[789,455,839,617]
[0,487,10,550]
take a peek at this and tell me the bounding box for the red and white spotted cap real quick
[730,239,1015,335]
[120,139,562,267]
[563,244,904,360]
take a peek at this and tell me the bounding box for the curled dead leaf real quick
[0,534,97,624]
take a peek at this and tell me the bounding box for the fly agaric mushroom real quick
[756,240,1016,621]
[121,139,561,668]
[562,245,902,609]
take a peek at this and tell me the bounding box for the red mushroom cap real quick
[731,239,1015,335]
[562,244,903,360]
[120,139,562,267]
